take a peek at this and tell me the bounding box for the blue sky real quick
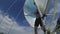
[0,0,30,26]
[0,0,60,34]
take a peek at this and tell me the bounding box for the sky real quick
[0,0,30,26]
[0,0,60,34]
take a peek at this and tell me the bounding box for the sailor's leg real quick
[41,25,46,34]
[39,20,46,33]
[34,26,38,34]
[34,18,40,34]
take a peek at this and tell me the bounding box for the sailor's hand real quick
[42,14,47,19]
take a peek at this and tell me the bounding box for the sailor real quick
[33,0,47,34]
[34,9,46,34]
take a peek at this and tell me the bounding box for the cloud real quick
[0,11,44,34]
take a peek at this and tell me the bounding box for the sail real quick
[23,0,50,28]
[34,0,50,15]
[23,0,52,28]
[48,0,58,32]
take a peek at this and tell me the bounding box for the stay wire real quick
[7,7,23,34]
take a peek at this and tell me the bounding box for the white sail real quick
[34,0,51,26]
[24,0,48,28]
[34,0,48,16]
[47,0,58,34]
[34,0,58,34]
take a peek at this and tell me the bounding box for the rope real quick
[7,7,23,34]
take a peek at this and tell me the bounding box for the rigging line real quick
[44,0,51,14]
[7,7,23,34]
[50,0,57,25]
[48,0,58,31]
[52,0,58,32]
[42,0,51,26]
[0,0,17,24]
[6,0,18,13]
[16,7,23,21]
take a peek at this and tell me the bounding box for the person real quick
[33,0,47,34]
[55,17,60,30]
[34,9,46,34]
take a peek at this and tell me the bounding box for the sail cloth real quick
[24,0,37,17]
[34,0,47,15]
[24,0,50,17]
[34,0,51,15]
[23,0,49,27]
